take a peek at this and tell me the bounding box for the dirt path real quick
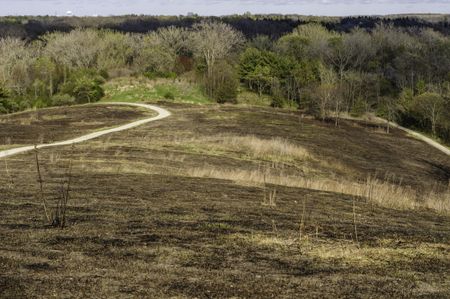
[372,116,450,156]
[0,102,171,159]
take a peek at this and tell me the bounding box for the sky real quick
[0,0,449,17]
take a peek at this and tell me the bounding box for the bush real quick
[350,97,367,117]
[270,81,288,108]
[51,94,76,106]
[163,90,175,100]
[33,98,51,109]
[144,71,177,80]
[0,98,19,114]
[61,69,105,104]
[271,96,287,108]
[207,62,239,104]
[215,77,239,104]
[0,86,19,113]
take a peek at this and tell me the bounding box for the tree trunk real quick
[335,100,340,127]
[49,72,53,98]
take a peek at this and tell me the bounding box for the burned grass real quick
[0,102,449,298]
[0,104,156,149]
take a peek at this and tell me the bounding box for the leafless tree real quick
[43,29,100,80]
[413,92,446,136]
[189,20,244,96]
[312,64,339,122]
[155,26,189,56]
[0,37,35,95]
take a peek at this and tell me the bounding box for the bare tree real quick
[326,29,375,81]
[413,92,446,136]
[312,64,339,122]
[380,96,398,133]
[43,29,100,81]
[155,26,189,56]
[131,33,177,74]
[292,23,336,61]
[0,37,35,95]
[96,31,135,71]
[189,21,244,97]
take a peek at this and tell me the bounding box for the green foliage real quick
[209,62,239,104]
[51,94,76,106]
[1,21,449,143]
[415,80,427,95]
[248,35,274,51]
[0,85,18,113]
[237,89,272,106]
[103,77,210,104]
[163,90,175,100]
[144,71,177,80]
[271,96,287,108]
[0,84,9,99]
[61,70,105,104]
[215,76,239,104]
[350,97,367,117]
[239,46,319,108]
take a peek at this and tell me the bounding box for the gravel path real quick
[0,102,171,159]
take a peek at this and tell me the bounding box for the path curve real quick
[0,102,171,159]
[372,116,450,156]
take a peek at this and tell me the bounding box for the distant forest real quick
[1,15,450,40]
[1,14,450,144]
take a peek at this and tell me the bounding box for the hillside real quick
[0,102,449,298]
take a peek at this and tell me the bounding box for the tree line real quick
[1,15,449,41]
[0,18,449,143]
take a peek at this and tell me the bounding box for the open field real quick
[0,104,156,150]
[0,102,449,298]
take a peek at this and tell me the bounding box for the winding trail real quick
[372,116,450,156]
[0,102,171,159]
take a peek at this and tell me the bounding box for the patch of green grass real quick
[236,89,272,107]
[102,76,211,104]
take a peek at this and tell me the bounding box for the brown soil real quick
[0,104,155,149]
[0,102,449,298]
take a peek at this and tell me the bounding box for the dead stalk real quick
[4,158,14,188]
[61,146,74,228]
[352,197,359,247]
[34,145,50,222]
[299,196,307,240]
[54,144,74,228]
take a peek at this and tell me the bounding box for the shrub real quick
[208,62,239,104]
[0,98,19,114]
[144,71,177,80]
[350,97,367,117]
[0,86,19,113]
[51,94,76,106]
[61,69,105,104]
[271,96,287,108]
[163,90,175,100]
[215,77,239,104]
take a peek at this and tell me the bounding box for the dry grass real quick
[187,166,450,214]
[1,104,449,298]
[228,232,449,271]
[166,134,311,164]
[68,132,449,214]
[220,135,310,162]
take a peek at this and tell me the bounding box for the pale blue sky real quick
[0,0,449,16]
